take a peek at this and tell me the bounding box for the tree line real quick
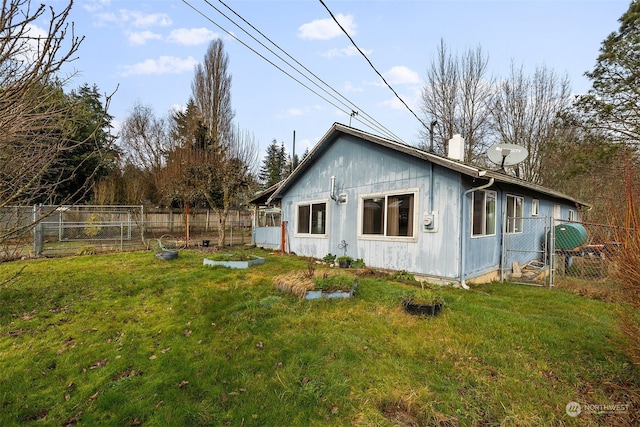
[419,33,638,225]
[96,39,258,247]
[2,0,639,238]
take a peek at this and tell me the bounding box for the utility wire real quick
[318,0,431,133]
[181,0,353,124]
[205,0,399,141]
[181,0,404,142]
[214,0,405,142]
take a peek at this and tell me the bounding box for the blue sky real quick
[57,0,629,161]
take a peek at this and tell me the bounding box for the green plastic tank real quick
[554,223,588,250]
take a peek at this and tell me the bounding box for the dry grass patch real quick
[273,271,316,298]
[274,268,357,298]
[554,277,626,303]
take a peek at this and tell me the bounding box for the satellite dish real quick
[487,143,529,171]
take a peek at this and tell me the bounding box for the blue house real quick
[250,123,588,286]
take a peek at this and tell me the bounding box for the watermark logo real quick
[566,401,581,417]
[566,400,631,417]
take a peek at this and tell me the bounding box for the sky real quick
[53,0,631,162]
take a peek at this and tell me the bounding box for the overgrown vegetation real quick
[403,287,444,306]
[609,160,640,367]
[1,249,638,426]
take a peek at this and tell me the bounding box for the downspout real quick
[459,175,494,289]
[429,162,434,212]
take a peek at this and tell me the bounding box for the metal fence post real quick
[549,216,555,289]
[33,205,43,256]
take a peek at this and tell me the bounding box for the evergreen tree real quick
[300,147,310,162]
[171,99,209,151]
[259,139,286,188]
[577,0,640,146]
[289,152,300,174]
[62,83,118,203]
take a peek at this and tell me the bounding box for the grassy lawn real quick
[0,248,637,426]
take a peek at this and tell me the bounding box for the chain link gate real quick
[501,216,554,287]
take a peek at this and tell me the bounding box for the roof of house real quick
[249,123,589,208]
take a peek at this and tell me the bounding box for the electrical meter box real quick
[423,211,438,232]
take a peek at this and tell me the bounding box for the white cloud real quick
[92,9,172,28]
[167,28,219,46]
[15,24,48,64]
[298,13,356,40]
[91,11,119,26]
[127,30,162,46]
[380,86,421,111]
[321,45,371,59]
[383,66,420,85]
[119,10,172,28]
[82,0,111,14]
[118,56,199,76]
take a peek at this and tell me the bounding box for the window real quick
[362,192,415,238]
[531,199,539,217]
[506,195,524,233]
[297,202,327,235]
[472,190,496,236]
[257,207,281,227]
[568,209,575,221]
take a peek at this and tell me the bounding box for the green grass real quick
[0,248,637,426]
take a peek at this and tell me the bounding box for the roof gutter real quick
[459,175,495,290]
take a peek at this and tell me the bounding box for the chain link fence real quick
[553,220,620,285]
[1,205,624,289]
[501,216,553,286]
[34,205,145,256]
[502,217,621,287]
[0,205,251,259]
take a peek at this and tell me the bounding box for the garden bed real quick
[203,254,265,269]
[274,271,357,299]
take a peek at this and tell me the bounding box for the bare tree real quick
[420,40,493,162]
[0,0,113,259]
[459,46,493,163]
[119,101,173,177]
[1,0,81,208]
[489,63,571,182]
[192,39,234,151]
[421,40,457,155]
[189,39,259,246]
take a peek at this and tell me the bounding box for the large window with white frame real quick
[472,190,496,237]
[506,194,524,233]
[296,201,327,235]
[361,191,416,238]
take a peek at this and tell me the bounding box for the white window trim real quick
[294,199,329,238]
[568,209,576,221]
[506,194,524,234]
[471,190,497,238]
[531,199,539,217]
[357,188,419,242]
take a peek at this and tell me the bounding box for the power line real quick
[318,0,431,133]
[181,1,343,113]
[180,0,405,142]
[214,0,404,142]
